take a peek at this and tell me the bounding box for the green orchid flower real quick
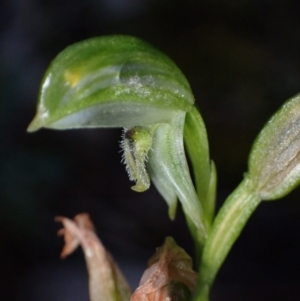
[27,35,215,246]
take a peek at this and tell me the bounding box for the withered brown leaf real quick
[130,237,198,301]
[56,213,131,301]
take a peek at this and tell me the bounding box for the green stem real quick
[194,177,261,301]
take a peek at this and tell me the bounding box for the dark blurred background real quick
[1,0,300,300]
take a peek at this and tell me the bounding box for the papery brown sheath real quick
[56,213,131,301]
[131,237,197,301]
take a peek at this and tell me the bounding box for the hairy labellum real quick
[121,127,153,192]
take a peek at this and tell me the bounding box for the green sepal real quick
[184,106,215,228]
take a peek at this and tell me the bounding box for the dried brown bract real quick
[131,237,198,301]
[56,213,131,301]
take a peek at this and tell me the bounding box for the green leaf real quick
[249,93,300,200]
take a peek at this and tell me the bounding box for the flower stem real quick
[194,177,261,301]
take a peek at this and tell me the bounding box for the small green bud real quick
[249,94,300,200]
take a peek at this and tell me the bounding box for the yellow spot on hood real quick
[64,70,82,87]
